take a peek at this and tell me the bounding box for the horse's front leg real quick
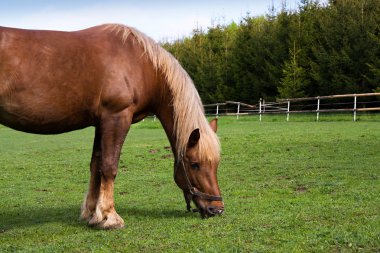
[85,110,132,229]
[80,127,102,221]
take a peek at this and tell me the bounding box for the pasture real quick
[0,116,379,252]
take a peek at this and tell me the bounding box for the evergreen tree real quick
[278,41,307,98]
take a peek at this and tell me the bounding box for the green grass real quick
[231,112,380,122]
[0,116,379,252]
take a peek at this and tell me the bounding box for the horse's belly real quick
[0,104,93,134]
[0,77,97,133]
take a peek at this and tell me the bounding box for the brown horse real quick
[0,24,224,229]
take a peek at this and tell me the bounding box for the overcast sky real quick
[0,0,328,41]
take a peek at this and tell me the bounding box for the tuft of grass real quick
[0,116,379,252]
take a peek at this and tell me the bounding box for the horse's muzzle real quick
[200,205,224,218]
[207,205,224,215]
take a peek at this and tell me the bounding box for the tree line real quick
[162,0,380,104]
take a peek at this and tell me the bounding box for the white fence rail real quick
[204,93,380,121]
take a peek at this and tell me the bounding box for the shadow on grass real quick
[123,206,195,219]
[0,204,194,231]
[0,205,82,231]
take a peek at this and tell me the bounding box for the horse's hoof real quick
[88,210,104,226]
[96,212,125,229]
[99,220,125,229]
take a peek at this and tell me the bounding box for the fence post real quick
[216,104,219,119]
[317,97,320,121]
[237,102,241,120]
[353,95,357,121]
[259,99,262,122]
[286,100,290,122]
[263,99,266,113]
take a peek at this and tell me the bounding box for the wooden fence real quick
[203,92,380,121]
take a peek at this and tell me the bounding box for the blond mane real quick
[103,24,220,162]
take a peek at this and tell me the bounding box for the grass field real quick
[0,116,379,252]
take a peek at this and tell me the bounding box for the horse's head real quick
[174,119,224,218]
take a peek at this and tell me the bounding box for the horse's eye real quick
[190,163,200,170]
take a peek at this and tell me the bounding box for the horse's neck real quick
[155,95,179,158]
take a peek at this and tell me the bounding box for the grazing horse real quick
[0,24,224,229]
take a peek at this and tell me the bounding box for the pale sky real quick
[0,0,328,41]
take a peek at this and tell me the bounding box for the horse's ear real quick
[187,129,200,148]
[209,118,218,133]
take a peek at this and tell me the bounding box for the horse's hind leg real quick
[84,111,132,229]
[80,127,102,221]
